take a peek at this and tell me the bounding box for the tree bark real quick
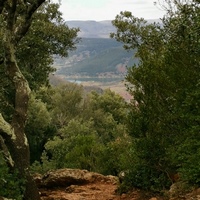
[2,33,40,199]
[0,1,46,199]
[0,135,14,169]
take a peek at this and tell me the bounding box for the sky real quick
[53,0,166,21]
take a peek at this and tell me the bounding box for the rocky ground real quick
[35,168,200,200]
[40,182,128,200]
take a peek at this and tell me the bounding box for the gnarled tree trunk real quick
[7,44,40,200]
[1,35,40,200]
[0,0,46,199]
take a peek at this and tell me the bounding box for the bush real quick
[0,152,25,200]
[119,163,171,193]
[31,151,56,174]
[177,138,200,185]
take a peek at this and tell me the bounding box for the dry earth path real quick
[36,168,200,200]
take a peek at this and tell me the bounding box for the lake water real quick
[67,77,124,83]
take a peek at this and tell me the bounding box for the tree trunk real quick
[2,31,40,200]
[0,1,48,199]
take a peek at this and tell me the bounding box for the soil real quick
[39,182,163,200]
[37,168,200,200]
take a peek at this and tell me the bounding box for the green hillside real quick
[54,38,138,77]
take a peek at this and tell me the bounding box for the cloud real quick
[53,0,166,21]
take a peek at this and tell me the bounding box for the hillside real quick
[53,20,164,81]
[65,20,161,38]
[54,38,138,80]
[66,20,116,38]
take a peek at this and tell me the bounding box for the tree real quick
[45,119,104,171]
[162,1,200,184]
[50,83,84,127]
[0,152,24,199]
[81,89,128,144]
[26,83,84,164]
[89,89,128,124]
[0,1,79,199]
[111,0,200,190]
[26,93,53,163]
[32,87,131,176]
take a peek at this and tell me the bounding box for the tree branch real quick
[0,135,15,168]
[0,57,4,65]
[0,113,16,141]
[14,0,46,43]
[3,0,17,32]
[0,0,6,14]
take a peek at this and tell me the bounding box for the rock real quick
[118,171,126,183]
[169,183,179,198]
[168,181,190,198]
[106,175,119,185]
[41,168,89,188]
[65,185,78,193]
[40,168,119,188]
[34,173,43,187]
[118,170,129,183]
[120,193,127,199]
[191,188,200,196]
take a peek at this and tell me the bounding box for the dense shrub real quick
[0,152,25,199]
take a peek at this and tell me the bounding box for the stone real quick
[34,173,43,187]
[169,181,189,198]
[39,168,119,188]
[192,188,200,195]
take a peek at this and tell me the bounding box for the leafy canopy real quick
[111,0,200,190]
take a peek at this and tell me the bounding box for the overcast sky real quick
[53,0,166,21]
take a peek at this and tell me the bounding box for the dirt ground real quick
[37,167,200,200]
[82,80,132,102]
[40,182,163,200]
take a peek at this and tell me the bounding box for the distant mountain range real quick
[53,20,158,80]
[65,19,161,38]
[66,20,116,38]
[54,38,138,78]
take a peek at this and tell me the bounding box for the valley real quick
[52,20,138,100]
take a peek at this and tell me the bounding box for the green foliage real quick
[177,139,200,185]
[31,151,56,174]
[0,153,24,199]
[26,83,84,164]
[99,134,132,175]
[42,117,131,175]
[17,2,79,90]
[111,0,200,191]
[44,119,103,170]
[122,165,170,192]
[27,94,51,131]
[50,83,83,127]
[171,81,200,185]
[81,90,128,145]
[90,89,127,123]
[26,93,53,163]
[0,1,79,199]
[0,1,79,119]
[31,86,131,176]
